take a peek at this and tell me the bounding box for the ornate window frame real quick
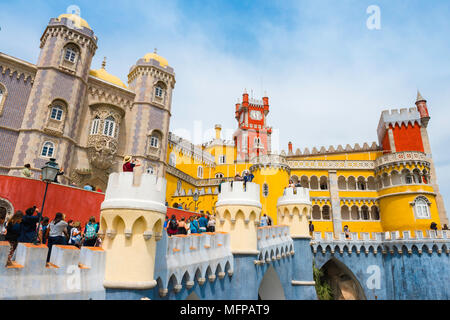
[0,83,8,116]
[40,141,56,158]
[60,43,81,73]
[103,116,117,138]
[90,116,100,135]
[410,196,431,219]
[44,99,68,136]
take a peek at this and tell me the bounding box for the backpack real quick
[169,219,178,231]
[190,220,199,233]
[85,223,97,240]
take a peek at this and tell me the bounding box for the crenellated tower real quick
[99,172,166,290]
[9,13,98,181]
[126,50,176,177]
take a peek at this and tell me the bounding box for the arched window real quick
[351,206,360,220]
[391,171,401,185]
[262,183,269,197]
[312,205,321,220]
[0,84,7,115]
[176,180,182,193]
[413,196,431,219]
[413,169,422,184]
[169,153,176,167]
[154,81,167,99]
[361,206,370,220]
[197,166,203,178]
[50,105,64,121]
[341,205,350,220]
[402,169,412,184]
[357,177,366,190]
[146,166,154,174]
[309,176,319,190]
[322,205,331,220]
[338,176,347,190]
[64,44,79,63]
[150,135,159,148]
[0,87,3,102]
[41,141,55,158]
[347,176,357,190]
[103,116,116,137]
[367,176,376,190]
[90,116,100,135]
[218,155,226,164]
[300,176,309,188]
[319,176,328,190]
[371,206,380,220]
[215,173,224,179]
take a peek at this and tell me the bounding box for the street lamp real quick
[193,191,199,212]
[34,158,59,245]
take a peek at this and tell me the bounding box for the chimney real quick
[288,141,293,153]
[215,124,222,140]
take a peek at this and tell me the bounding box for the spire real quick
[101,57,106,69]
[154,48,158,54]
[416,90,426,103]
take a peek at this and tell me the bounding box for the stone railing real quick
[216,181,261,208]
[157,232,233,296]
[374,151,429,169]
[250,154,289,169]
[311,230,450,255]
[287,160,375,170]
[255,226,294,265]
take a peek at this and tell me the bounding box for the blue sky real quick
[1,0,449,221]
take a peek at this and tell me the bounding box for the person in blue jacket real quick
[18,206,41,243]
[198,214,208,233]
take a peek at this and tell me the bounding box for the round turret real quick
[277,187,312,238]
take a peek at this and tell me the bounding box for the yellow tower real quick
[277,187,312,238]
[215,181,261,254]
[250,154,290,225]
[99,172,166,289]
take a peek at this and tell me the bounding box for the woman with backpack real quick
[167,215,178,236]
[5,211,23,267]
[46,212,68,264]
[83,217,99,247]
[177,217,187,235]
[190,216,199,234]
[68,221,82,248]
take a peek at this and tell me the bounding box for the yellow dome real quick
[143,52,169,68]
[89,68,127,88]
[57,13,91,30]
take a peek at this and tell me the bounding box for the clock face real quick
[250,110,262,120]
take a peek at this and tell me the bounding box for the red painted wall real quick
[0,175,200,225]
[381,130,391,153]
[392,122,424,152]
[0,175,105,224]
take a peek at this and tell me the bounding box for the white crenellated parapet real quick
[277,187,312,239]
[256,226,294,265]
[215,181,262,255]
[101,172,166,213]
[0,242,105,299]
[100,172,167,290]
[216,181,261,208]
[157,232,234,295]
[311,230,450,255]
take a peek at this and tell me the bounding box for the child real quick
[5,211,23,267]
[69,221,82,248]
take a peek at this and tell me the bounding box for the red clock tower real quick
[233,90,272,162]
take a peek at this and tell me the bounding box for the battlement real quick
[277,187,311,206]
[0,242,105,299]
[285,142,379,157]
[312,230,450,255]
[168,132,215,166]
[48,17,97,39]
[256,226,294,265]
[377,107,421,141]
[101,172,167,213]
[216,181,262,208]
[154,232,233,295]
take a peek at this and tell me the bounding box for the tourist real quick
[123,155,140,172]
[186,216,192,235]
[163,216,169,230]
[247,171,254,182]
[83,184,93,191]
[5,211,23,267]
[167,215,178,236]
[430,221,438,231]
[190,216,199,234]
[38,217,49,244]
[18,206,41,243]
[234,173,243,181]
[288,179,295,188]
[96,187,102,193]
[0,208,7,241]
[69,222,82,248]
[83,216,99,247]
[309,221,314,235]
[267,216,272,226]
[46,212,68,263]
[260,213,268,227]
[178,203,183,210]
[198,213,208,233]
[443,224,449,231]
[218,179,226,193]
[177,217,187,235]
[21,164,32,178]
[344,225,350,239]
[207,215,216,232]
[66,220,74,242]
[54,166,64,183]
[295,180,301,188]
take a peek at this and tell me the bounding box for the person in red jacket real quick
[123,155,140,172]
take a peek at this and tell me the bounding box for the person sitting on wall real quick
[38,217,50,245]
[5,211,23,267]
[68,222,82,248]
[123,155,140,172]
[167,215,178,236]
[21,164,32,178]
[207,215,216,233]
[178,204,183,210]
[53,166,64,184]
[163,216,169,229]
[260,213,269,227]
[443,224,449,230]
[190,216,199,234]
[430,221,438,230]
[295,180,301,188]
[344,225,350,239]
[46,212,68,264]
[288,179,295,188]
[18,206,41,243]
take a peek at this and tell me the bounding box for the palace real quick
[0,12,447,239]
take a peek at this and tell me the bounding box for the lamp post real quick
[193,192,199,212]
[33,158,60,245]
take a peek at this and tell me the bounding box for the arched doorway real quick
[258,265,285,300]
[0,198,14,216]
[319,259,366,300]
